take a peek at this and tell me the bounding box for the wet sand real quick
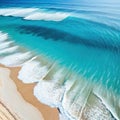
[0,64,59,120]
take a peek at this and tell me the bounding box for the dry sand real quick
[0,64,59,120]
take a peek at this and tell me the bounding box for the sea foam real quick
[0,46,19,55]
[0,8,70,21]
[34,67,67,107]
[0,8,37,17]
[18,60,49,83]
[0,41,13,50]
[0,52,33,67]
[24,12,70,21]
[0,33,8,42]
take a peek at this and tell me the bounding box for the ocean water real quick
[0,1,120,120]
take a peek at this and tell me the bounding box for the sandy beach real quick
[0,64,59,120]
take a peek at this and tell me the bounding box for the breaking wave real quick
[0,31,119,120]
[0,8,70,21]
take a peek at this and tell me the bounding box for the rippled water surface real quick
[0,1,120,120]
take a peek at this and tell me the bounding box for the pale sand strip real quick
[0,64,59,120]
[0,67,44,120]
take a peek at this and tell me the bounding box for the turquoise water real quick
[0,15,120,95]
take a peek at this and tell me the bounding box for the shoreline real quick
[0,64,59,120]
[0,31,119,120]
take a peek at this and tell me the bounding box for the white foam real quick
[61,76,91,119]
[0,41,13,50]
[81,92,114,120]
[59,114,66,120]
[34,80,65,107]
[0,8,37,17]
[24,12,70,21]
[0,33,8,42]
[0,9,14,15]
[0,8,69,21]
[34,68,66,107]
[18,60,48,83]
[94,86,120,120]
[0,52,32,67]
[0,46,19,54]
[61,75,116,120]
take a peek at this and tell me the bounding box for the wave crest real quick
[0,8,70,21]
